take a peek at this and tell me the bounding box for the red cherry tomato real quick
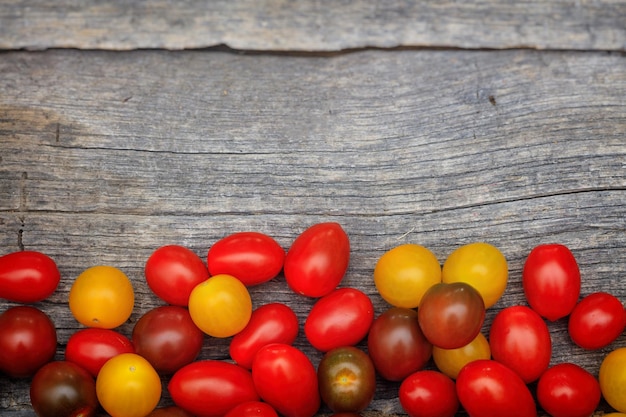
[537,363,601,417]
[169,360,259,417]
[65,328,135,377]
[252,343,320,417]
[568,292,626,350]
[489,305,551,383]
[522,243,581,321]
[224,401,279,417]
[284,222,350,298]
[208,231,285,286]
[0,306,57,378]
[305,288,374,352]
[0,250,60,303]
[456,359,537,417]
[145,245,209,306]
[230,303,299,369]
[399,370,459,417]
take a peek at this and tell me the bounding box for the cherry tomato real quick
[456,359,537,417]
[489,305,551,383]
[417,282,485,349]
[284,222,350,298]
[169,360,259,417]
[252,343,320,417]
[441,242,508,308]
[432,332,491,379]
[0,306,57,378]
[145,245,209,306]
[317,346,376,413]
[147,406,195,417]
[132,305,204,374]
[69,265,135,329]
[374,244,441,308]
[537,363,601,417]
[230,303,299,369]
[367,307,432,381]
[96,353,162,417]
[305,288,374,352]
[208,231,285,286]
[399,370,459,417]
[522,243,581,321]
[568,291,626,350]
[65,328,135,377]
[30,361,98,417]
[188,274,252,338]
[599,347,626,412]
[0,250,60,303]
[224,401,279,417]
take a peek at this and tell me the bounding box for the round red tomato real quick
[132,305,204,374]
[399,370,459,417]
[230,303,299,369]
[305,288,374,352]
[367,307,432,381]
[284,222,350,298]
[537,363,601,417]
[208,231,285,286]
[0,250,60,303]
[456,359,537,417]
[0,306,57,378]
[568,292,626,350]
[169,360,259,417]
[65,328,135,377]
[489,305,551,383]
[145,245,209,306]
[523,243,580,321]
[252,343,320,417]
[224,401,279,417]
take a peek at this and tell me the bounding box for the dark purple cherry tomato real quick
[0,250,60,303]
[145,245,209,306]
[30,361,98,417]
[230,303,299,369]
[65,328,134,377]
[399,370,459,417]
[132,305,204,374]
[147,406,195,417]
[224,401,279,417]
[417,282,485,349]
[367,307,432,381]
[537,363,601,417]
[523,243,580,321]
[208,231,285,286]
[0,306,57,378]
[568,292,626,350]
[305,288,374,352]
[284,222,350,298]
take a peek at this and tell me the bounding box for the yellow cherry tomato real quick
[432,332,491,379]
[188,274,252,338]
[69,265,134,329]
[441,242,508,308]
[599,347,626,412]
[96,353,161,417]
[604,414,626,417]
[374,244,441,308]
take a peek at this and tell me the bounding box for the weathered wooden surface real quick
[1,0,626,52]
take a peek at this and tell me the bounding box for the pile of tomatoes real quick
[1,222,625,417]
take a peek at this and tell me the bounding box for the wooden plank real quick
[0,1,625,51]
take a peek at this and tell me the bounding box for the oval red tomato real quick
[399,370,459,417]
[169,360,259,417]
[145,245,209,306]
[456,359,537,417]
[284,222,350,298]
[252,343,320,417]
[0,250,60,303]
[65,328,135,377]
[537,363,601,417]
[208,231,285,286]
[230,303,299,369]
[568,291,626,350]
[489,305,551,383]
[305,288,374,352]
[0,306,57,378]
[224,401,279,417]
[522,243,580,321]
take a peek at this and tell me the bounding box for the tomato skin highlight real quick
[0,250,60,303]
[568,291,626,350]
[537,363,601,417]
[305,287,374,352]
[399,370,459,417]
[284,222,350,298]
[65,328,135,377]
